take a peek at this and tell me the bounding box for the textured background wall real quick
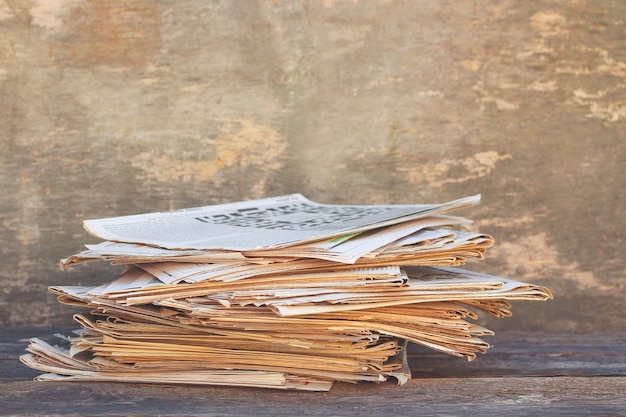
[1,0,624,332]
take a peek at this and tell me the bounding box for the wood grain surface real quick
[2,327,625,416]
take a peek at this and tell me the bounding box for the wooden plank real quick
[408,331,626,377]
[0,326,78,383]
[2,327,625,416]
[1,377,624,417]
[5,327,625,380]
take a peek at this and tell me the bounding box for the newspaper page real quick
[82,194,481,251]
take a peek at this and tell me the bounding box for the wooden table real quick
[2,327,625,416]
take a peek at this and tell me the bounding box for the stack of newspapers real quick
[21,194,552,391]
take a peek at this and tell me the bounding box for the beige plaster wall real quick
[1,0,624,332]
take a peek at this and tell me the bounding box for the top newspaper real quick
[83,194,481,251]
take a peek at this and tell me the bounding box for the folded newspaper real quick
[21,194,552,391]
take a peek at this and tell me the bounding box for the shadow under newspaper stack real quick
[21,194,552,391]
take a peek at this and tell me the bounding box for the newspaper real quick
[60,225,492,269]
[82,194,481,251]
[20,336,337,391]
[21,192,553,391]
[44,265,551,361]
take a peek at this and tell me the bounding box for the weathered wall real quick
[1,0,624,332]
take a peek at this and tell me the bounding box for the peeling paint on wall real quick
[572,88,626,122]
[29,0,76,32]
[473,82,519,111]
[483,232,610,293]
[400,151,512,188]
[0,1,14,21]
[530,11,568,37]
[527,80,557,92]
[130,120,286,197]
